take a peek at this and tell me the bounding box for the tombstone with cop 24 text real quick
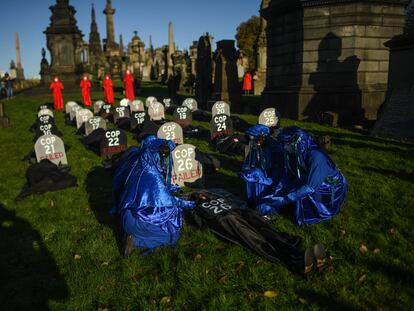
[130,111,149,130]
[85,116,107,136]
[258,108,279,128]
[100,129,127,159]
[212,101,231,117]
[113,106,131,123]
[148,102,165,121]
[182,98,198,112]
[94,100,105,114]
[210,114,233,140]
[171,144,203,187]
[157,122,183,145]
[76,109,93,129]
[173,106,192,127]
[130,100,145,112]
[34,134,67,165]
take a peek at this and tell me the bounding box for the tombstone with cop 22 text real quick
[100,129,127,159]
[76,109,94,129]
[157,122,183,145]
[173,106,192,127]
[258,108,279,128]
[66,101,78,115]
[130,100,145,112]
[34,134,68,165]
[70,105,82,121]
[145,96,157,108]
[182,98,198,112]
[113,106,131,123]
[210,114,233,140]
[148,102,165,121]
[120,98,131,107]
[130,111,149,130]
[171,144,203,187]
[212,101,231,117]
[94,100,105,114]
[38,109,54,118]
[85,116,107,136]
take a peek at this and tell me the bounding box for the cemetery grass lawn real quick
[0,82,413,310]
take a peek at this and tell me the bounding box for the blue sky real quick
[0,0,260,78]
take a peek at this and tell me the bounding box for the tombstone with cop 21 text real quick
[173,106,192,127]
[258,108,280,128]
[130,111,149,130]
[76,109,94,129]
[113,106,131,124]
[182,98,198,112]
[148,102,165,121]
[171,144,203,187]
[34,135,68,165]
[100,129,127,159]
[157,122,183,145]
[210,114,233,140]
[85,116,107,136]
[212,101,231,117]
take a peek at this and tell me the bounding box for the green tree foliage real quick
[235,15,261,69]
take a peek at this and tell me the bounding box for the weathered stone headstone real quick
[130,111,149,130]
[210,114,233,140]
[100,129,127,159]
[173,106,192,127]
[259,108,279,127]
[163,98,172,109]
[70,105,82,121]
[120,98,131,107]
[38,109,54,118]
[148,102,165,121]
[35,135,67,165]
[94,100,105,114]
[66,101,78,114]
[85,116,106,136]
[145,96,157,108]
[182,98,198,112]
[171,144,203,186]
[0,103,10,128]
[113,106,131,123]
[130,100,144,112]
[76,109,93,129]
[212,101,231,117]
[157,122,183,145]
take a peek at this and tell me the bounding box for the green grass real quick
[0,81,413,310]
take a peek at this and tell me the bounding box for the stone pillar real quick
[104,0,116,52]
[15,33,25,80]
[168,21,175,75]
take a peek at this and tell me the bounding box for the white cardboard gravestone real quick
[212,101,231,117]
[38,109,54,118]
[182,98,198,112]
[94,100,105,114]
[163,98,172,109]
[157,122,183,145]
[148,102,165,121]
[70,105,82,121]
[130,111,148,130]
[113,106,131,123]
[173,106,192,127]
[100,104,114,120]
[76,109,94,129]
[100,129,128,159]
[120,98,131,107]
[145,96,157,108]
[130,100,144,112]
[38,104,53,111]
[171,144,203,187]
[258,108,279,128]
[66,101,78,114]
[35,135,67,165]
[37,114,55,127]
[210,114,234,140]
[85,116,106,136]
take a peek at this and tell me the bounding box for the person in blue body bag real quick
[112,136,195,256]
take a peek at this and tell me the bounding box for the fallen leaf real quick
[329,256,335,260]
[359,244,368,253]
[219,276,228,284]
[299,297,307,304]
[264,291,278,298]
[388,228,396,235]
[194,254,202,260]
[373,248,380,254]
[359,274,367,283]
[50,200,54,207]
[74,254,81,260]
[160,296,171,304]
[101,261,109,266]
[340,230,346,235]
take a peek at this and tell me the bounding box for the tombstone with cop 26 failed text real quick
[34,134,67,165]
[157,122,183,145]
[210,114,233,140]
[171,144,203,187]
[100,129,128,159]
[113,106,131,124]
[148,102,165,121]
[212,101,230,117]
[85,116,107,136]
[76,109,94,129]
[173,106,192,127]
[258,108,279,128]
[130,111,148,130]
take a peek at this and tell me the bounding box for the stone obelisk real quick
[15,33,25,80]
[168,21,175,75]
[104,0,116,53]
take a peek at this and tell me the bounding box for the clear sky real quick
[0,0,260,78]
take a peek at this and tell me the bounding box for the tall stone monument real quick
[40,48,51,85]
[254,0,269,95]
[44,0,84,85]
[104,0,116,53]
[195,34,213,110]
[88,4,103,72]
[168,22,175,76]
[15,33,25,80]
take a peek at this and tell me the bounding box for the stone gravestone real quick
[34,135,67,165]
[157,122,184,145]
[145,96,157,108]
[113,106,131,124]
[163,98,172,109]
[38,109,54,118]
[85,116,106,136]
[94,100,105,114]
[210,114,233,140]
[66,101,78,115]
[100,129,127,159]
[259,108,279,127]
[182,98,198,112]
[212,101,231,117]
[173,106,192,127]
[76,109,93,129]
[148,102,165,121]
[130,111,148,130]
[70,105,82,121]
[120,98,131,107]
[171,144,203,187]
[130,100,144,112]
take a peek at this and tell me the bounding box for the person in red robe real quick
[123,69,135,101]
[242,71,253,95]
[80,74,92,107]
[103,74,115,104]
[49,76,64,111]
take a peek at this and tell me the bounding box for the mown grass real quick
[0,81,413,310]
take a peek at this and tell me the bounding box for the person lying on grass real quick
[112,136,195,256]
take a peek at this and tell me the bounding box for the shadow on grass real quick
[362,166,414,183]
[363,257,414,287]
[296,289,360,311]
[0,204,68,309]
[85,167,123,254]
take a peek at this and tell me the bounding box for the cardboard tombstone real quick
[210,114,234,140]
[130,100,145,112]
[145,96,157,108]
[36,114,55,127]
[94,100,105,114]
[130,111,149,130]
[171,144,203,187]
[38,104,53,111]
[38,109,54,118]
[120,98,131,107]
[113,106,131,124]
[100,129,128,159]
[76,109,94,129]
[258,108,279,128]
[182,98,198,112]
[148,102,165,121]
[163,98,172,109]
[100,104,114,120]
[34,135,67,165]
[65,101,78,114]
[69,105,82,121]
[157,122,183,145]
[212,101,231,117]
[85,116,106,136]
[173,106,192,127]
[35,123,59,138]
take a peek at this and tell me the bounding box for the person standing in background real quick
[3,73,14,100]
[242,71,252,95]
[50,76,64,110]
[103,74,114,104]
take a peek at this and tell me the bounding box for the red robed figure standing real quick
[103,74,115,104]
[50,76,64,110]
[80,75,92,107]
[242,71,252,95]
[123,69,135,101]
